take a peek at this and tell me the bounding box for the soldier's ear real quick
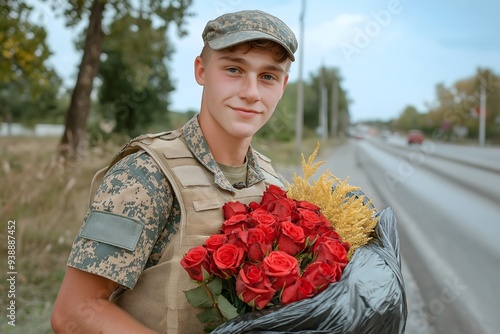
[194,56,205,86]
[282,74,289,93]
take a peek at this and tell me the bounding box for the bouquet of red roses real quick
[181,184,350,332]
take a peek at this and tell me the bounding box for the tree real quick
[395,105,424,132]
[258,81,297,141]
[303,67,349,137]
[0,1,62,126]
[423,69,500,142]
[257,66,350,142]
[96,14,174,138]
[44,0,193,162]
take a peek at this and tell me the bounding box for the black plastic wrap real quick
[212,204,408,334]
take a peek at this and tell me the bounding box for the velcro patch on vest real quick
[193,198,221,212]
[172,165,212,187]
[161,138,192,159]
[79,210,144,251]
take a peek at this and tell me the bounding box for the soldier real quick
[51,9,298,334]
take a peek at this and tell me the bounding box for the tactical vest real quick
[91,130,283,333]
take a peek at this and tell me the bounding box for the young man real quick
[51,9,298,334]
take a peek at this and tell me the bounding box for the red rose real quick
[212,243,245,278]
[205,234,228,254]
[277,221,306,256]
[313,230,343,251]
[249,209,278,227]
[317,214,336,234]
[248,201,261,211]
[298,212,333,237]
[281,277,316,305]
[256,223,277,244]
[222,201,249,219]
[314,239,349,266]
[259,185,287,210]
[246,228,272,262]
[235,264,276,309]
[221,214,252,234]
[296,200,320,212]
[295,218,317,242]
[297,207,321,222]
[250,209,278,241]
[296,208,323,241]
[226,228,249,253]
[319,228,341,242]
[302,260,343,292]
[267,197,296,221]
[262,250,300,290]
[319,228,350,253]
[180,246,210,282]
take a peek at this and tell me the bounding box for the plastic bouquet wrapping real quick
[181,146,407,333]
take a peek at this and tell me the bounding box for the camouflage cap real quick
[202,10,298,61]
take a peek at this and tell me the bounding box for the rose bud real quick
[226,228,249,253]
[222,201,249,219]
[262,250,300,291]
[248,201,261,211]
[221,214,252,234]
[302,260,343,292]
[295,217,317,243]
[260,185,287,210]
[295,201,320,212]
[246,228,272,262]
[277,221,306,257]
[180,246,210,282]
[250,209,278,240]
[281,277,316,305]
[314,239,349,267]
[249,209,278,227]
[268,197,296,222]
[236,264,276,309]
[205,234,228,254]
[212,243,245,279]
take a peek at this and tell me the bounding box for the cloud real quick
[306,14,366,51]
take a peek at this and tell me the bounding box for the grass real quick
[0,134,341,333]
[0,136,115,333]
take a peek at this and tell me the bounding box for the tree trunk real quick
[58,0,105,162]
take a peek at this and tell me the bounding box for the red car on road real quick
[407,130,424,144]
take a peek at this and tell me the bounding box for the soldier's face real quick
[195,47,289,141]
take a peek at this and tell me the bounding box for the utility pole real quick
[331,74,339,138]
[295,0,305,151]
[319,67,328,141]
[479,76,486,146]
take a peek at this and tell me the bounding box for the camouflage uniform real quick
[67,116,273,289]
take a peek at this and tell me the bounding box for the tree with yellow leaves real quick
[0,1,62,126]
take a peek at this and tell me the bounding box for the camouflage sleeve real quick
[67,151,173,289]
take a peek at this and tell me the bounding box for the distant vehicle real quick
[407,129,424,144]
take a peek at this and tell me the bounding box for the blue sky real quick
[32,0,500,122]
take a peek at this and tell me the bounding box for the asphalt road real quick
[277,136,499,334]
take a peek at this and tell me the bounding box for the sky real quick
[30,0,500,122]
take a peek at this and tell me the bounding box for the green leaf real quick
[197,307,220,323]
[184,286,212,308]
[202,266,212,281]
[207,277,222,295]
[217,294,239,320]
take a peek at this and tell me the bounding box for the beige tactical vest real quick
[95,130,283,333]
